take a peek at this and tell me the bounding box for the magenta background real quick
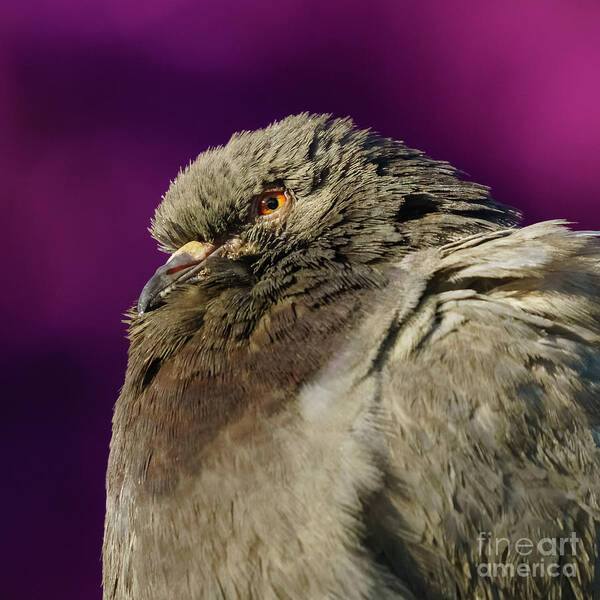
[2,1,599,597]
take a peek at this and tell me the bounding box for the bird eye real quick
[257,190,287,216]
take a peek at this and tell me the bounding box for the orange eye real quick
[257,191,287,216]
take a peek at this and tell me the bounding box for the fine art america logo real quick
[477,532,579,579]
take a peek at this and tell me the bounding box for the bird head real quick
[136,113,517,320]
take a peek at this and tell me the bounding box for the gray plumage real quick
[103,114,600,599]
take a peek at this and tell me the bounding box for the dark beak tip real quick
[136,242,221,315]
[136,281,153,315]
[136,263,170,315]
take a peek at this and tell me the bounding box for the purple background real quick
[2,1,599,597]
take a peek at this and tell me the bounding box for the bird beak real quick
[137,241,220,315]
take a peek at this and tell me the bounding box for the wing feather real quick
[366,222,600,599]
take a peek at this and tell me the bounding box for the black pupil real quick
[266,197,280,210]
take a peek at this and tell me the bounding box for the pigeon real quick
[103,114,600,600]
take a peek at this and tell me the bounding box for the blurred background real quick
[1,0,599,597]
